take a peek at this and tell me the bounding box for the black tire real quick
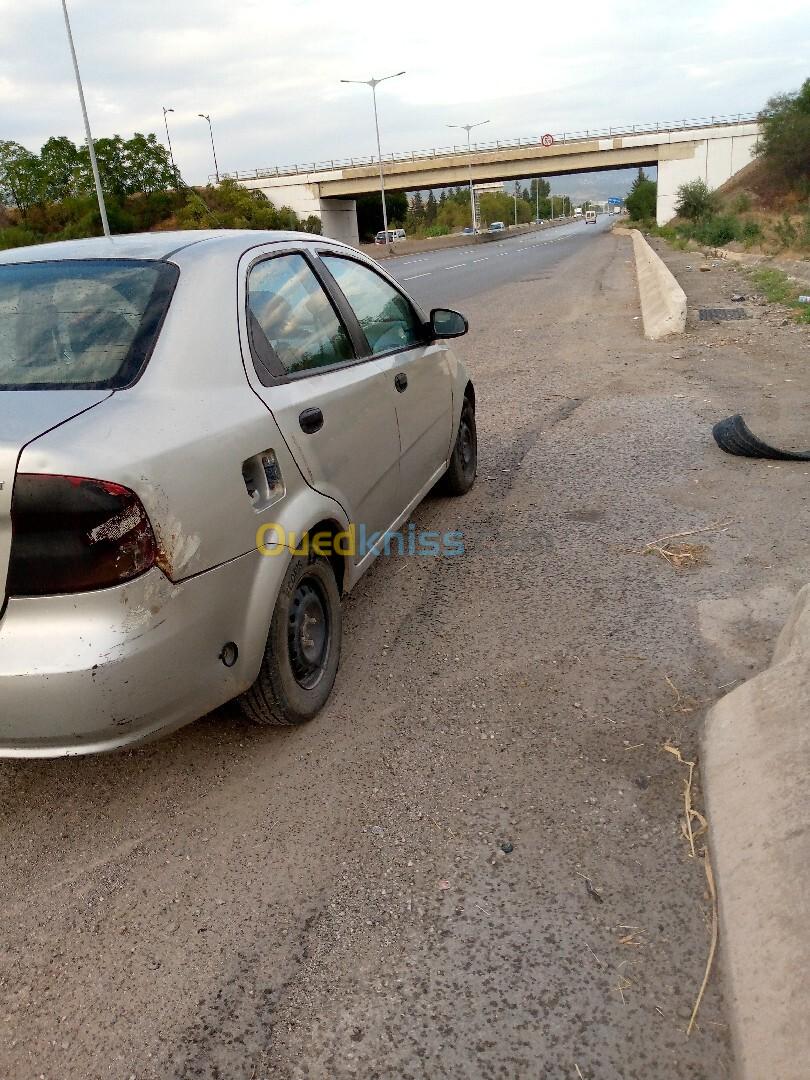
[441,397,477,495]
[712,414,810,461]
[239,554,342,726]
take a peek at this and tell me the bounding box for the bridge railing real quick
[220,112,759,183]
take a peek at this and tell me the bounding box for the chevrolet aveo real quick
[0,230,477,757]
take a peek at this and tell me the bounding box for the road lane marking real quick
[403,272,432,280]
[446,263,466,270]
[472,258,488,263]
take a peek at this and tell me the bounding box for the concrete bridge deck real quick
[231,113,761,241]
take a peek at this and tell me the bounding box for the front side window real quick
[0,259,177,389]
[247,254,353,375]
[320,256,423,356]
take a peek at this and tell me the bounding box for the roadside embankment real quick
[630,228,687,339]
[703,584,810,1080]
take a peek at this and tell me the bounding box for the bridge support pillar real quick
[656,131,759,225]
[319,198,359,245]
[232,176,359,245]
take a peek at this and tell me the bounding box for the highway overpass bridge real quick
[229,114,760,243]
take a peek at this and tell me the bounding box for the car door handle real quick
[299,407,324,434]
[394,372,408,393]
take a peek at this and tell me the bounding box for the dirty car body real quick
[0,230,475,757]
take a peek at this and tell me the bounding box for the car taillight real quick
[7,474,157,597]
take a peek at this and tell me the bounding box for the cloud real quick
[0,0,806,185]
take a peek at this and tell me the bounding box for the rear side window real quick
[247,254,354,375]
[0,259,177,390]
[320,256,423,355]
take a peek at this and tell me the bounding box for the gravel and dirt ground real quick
[1,229,808,1080]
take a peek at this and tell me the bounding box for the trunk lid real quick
[0,391,112,603]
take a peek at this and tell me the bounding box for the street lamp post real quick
[198,113,220,183]
[162,106,178,185]
[447,120,489,232]
[60,0,109,237]
[341,72,405,245]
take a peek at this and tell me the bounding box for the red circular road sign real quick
[541,133,554,147]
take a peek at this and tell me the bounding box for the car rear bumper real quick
[0,552,283,757]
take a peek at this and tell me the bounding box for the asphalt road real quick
[12,222,810,1079]
[386,216,615,306]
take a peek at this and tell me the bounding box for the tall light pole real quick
[198,113,219,183]
[60,0,109,237]
[447,120,489,232]
[162,106,178,185]
[341,72,405,245]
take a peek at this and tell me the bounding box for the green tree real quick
[38,136,82,202]
[756,78,810,186]
[425,190,438,225]
[675,178,717,220]
[125,133,176,194]
[625,170,657,221]
[529,178,550,202]
[0,141,41,214]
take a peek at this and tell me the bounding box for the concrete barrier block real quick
[703,583,810,1080]
[630,229,687,339]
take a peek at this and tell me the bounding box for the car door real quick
[238,247,401,549]
[316,252,454,511]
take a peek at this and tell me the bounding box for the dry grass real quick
[636,520,734,571]
[663,743,717,1036]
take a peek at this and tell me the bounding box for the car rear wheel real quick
[440,397,477,496]
[239,554,342,726]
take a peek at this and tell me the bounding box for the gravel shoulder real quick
[1,231,808,1080]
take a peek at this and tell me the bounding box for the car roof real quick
[0,229,348,266]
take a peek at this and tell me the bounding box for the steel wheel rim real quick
[288,577,330,689]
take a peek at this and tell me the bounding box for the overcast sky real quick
[1,0,807,187]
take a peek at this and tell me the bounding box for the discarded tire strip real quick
[712,414,810,461]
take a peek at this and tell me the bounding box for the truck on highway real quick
[574,207,583,219]
[585,209,597,224]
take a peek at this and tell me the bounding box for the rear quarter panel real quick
[17,251,346,582]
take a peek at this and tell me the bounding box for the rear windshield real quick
[0,259,178,390]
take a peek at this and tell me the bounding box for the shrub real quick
[675,179,718,220]
[687,214,741,246]
[731,192,752,213]
[741,219,763,247]
[0,225,41,250]
[773,212,798,249]
[424,224,450,237]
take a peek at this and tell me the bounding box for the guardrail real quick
[220,112,759,183]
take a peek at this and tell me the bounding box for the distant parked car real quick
[533,219,545,225]
[374,229,406,245]
[489,221,505,232]
[0,229,477,756]
[462,226,476,235]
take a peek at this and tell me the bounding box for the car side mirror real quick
[429,308,468,339]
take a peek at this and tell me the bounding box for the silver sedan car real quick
[0,230,477,757]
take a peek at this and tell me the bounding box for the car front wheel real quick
[441,397,477,496]
[239,554,342,726]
